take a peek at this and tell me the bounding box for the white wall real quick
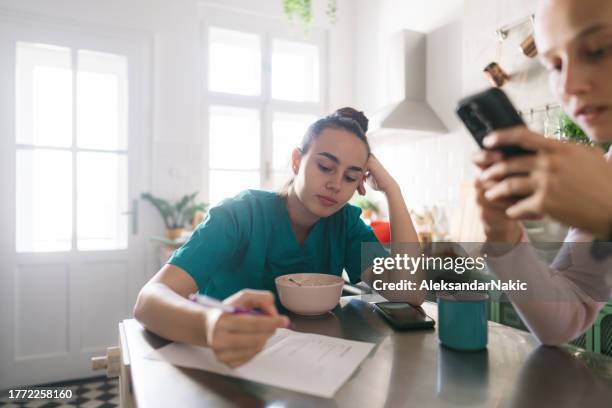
[427,20,463,131]
[381,0,465,34]
[463,0,551,106]
[352,0,464,115]
[352,0,556,239]
[351,0,473,226]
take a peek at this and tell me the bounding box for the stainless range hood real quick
[378,29,448,134]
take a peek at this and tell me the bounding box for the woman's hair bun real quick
[332,107,368,133]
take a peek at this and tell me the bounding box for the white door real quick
[0,15,151,389]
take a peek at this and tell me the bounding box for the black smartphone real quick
[456,88,534,157]
[373,302,435,330]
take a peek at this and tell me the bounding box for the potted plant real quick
[353,197,380,221]
[557,112,590,144]
[282,0,337,28]
[141,192,209,240]
[557,112,611,151]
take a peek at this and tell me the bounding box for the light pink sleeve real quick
[485,227,612,345]
[485,148,612,345]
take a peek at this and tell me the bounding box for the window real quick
[271,112,317,189]
[208,105,260,206]
[208,28,261,96]
[204,10,326,206]
[271,39,320,102]
[16,42,128,252]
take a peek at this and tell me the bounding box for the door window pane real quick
[271,39,319,102]
[272,112,317,170]
[209,170,260,207]
[16,149,72,252]
[209,28,261,96]
[77,50,128,151]
[16,42,72,148]
[77,152,128,251]
[209,106,260,169]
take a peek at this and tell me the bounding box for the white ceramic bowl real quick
[275,273,344,316]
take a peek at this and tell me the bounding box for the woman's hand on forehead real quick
[360,155,398,194]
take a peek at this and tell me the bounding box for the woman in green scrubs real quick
[134,107,424,367]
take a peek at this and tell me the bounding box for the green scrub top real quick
[168,189,387,299]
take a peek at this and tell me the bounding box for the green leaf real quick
[141,191,208,229]
[556,112,610,151]
[557,112,589,144]
[326,0,337,24]
[141,193,173,228]
[352,197,380,214]
[282,0,337,27]
[282,0,312,29]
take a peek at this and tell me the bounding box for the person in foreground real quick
[134,107,425,366]
[474,0,612,345]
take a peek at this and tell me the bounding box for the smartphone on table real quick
[373,302,435,330]
[456,88,535,157]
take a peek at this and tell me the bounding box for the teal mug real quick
[437,291,489,351]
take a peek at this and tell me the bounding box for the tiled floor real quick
[0,377,119,408]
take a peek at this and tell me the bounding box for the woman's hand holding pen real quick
[203,289,290,368]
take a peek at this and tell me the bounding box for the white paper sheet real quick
[144,329,375,398]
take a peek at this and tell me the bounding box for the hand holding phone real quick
[456,88,535,157]
[373,302,435,330]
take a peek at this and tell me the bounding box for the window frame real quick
[15,41,130,253]
[200,4,328,203]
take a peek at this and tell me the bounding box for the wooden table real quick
[118,295,612,407]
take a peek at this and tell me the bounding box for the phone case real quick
[373,302,435,330]
[456,88,534,157]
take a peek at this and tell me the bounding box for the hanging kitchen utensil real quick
[483,33,510,87]
[519,16,538,58]
[483,62,510,87]
[519,33,538,58]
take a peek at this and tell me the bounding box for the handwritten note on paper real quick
[145,329,375,398]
